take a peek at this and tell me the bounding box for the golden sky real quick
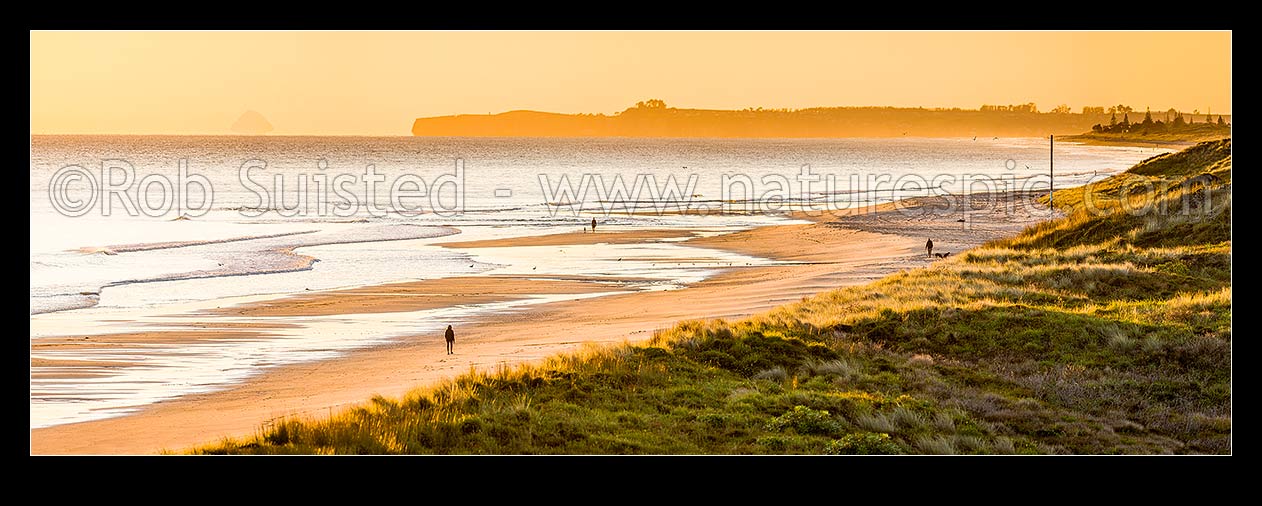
[30,31,1231,135]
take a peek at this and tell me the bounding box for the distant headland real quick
[412,100,1231,139]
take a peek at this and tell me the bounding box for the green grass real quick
[194,140,1231,455]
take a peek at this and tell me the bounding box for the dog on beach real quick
[933,252,950,258]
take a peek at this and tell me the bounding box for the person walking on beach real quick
[444,324,455,355]
[591,217,597,233]
[926,238,934,258]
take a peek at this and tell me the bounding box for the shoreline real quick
[1056,133,1228,149]
[205,275,638,318]
[30,192,1057,455]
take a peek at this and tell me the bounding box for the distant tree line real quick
[1090,105,1230,134]
[980,103,1039,113]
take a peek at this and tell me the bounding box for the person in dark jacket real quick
[444,325,455,355]
[591,217,597,233]
[926,238,934,258]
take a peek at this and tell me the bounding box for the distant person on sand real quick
[926,238,934,258]
[444,324,455,355]
[591,217,597,233]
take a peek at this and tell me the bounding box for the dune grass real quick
[194,140,1230,455]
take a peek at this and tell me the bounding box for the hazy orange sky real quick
[30,31,1231,135]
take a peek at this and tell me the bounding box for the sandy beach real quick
[30,192,1055,455]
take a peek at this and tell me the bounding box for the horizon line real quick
[31,100,1232,137]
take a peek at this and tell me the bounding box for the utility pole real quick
[1049,134,1055,209]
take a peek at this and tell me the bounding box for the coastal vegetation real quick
[197,140,1231,455]
[1058,107,1231,146]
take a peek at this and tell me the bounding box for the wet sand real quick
[435,229,696,248]
[30,191,1055,454]
[209,276,636,317]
